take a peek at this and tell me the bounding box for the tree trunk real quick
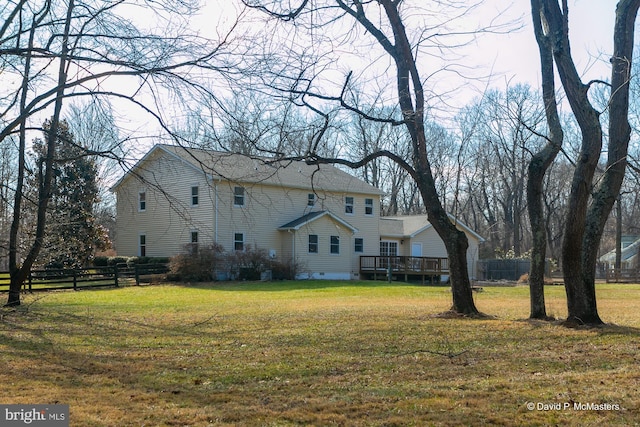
[527,0,564,320]
[615,195,622,279]
[536,0,640,325]
[6,0,74,306]
[379,0,478,315]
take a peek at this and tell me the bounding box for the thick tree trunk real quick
[534,0,639,326]
[415,169,477,315]
[527,159,550,319]
[445,227,476,314]
[527,0,564,320]
[381,0,478,315]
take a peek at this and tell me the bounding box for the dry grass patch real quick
[1,281,639,426]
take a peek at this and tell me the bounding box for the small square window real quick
[330,235,340,254]
[354,238,364,253]
[308,234,318,253]
[234,187,245,207]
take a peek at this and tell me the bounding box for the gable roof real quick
[112,144,383,195]
[278,210,358,233]
[380,214,485,242]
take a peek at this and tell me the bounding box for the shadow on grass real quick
[521,317,640,336]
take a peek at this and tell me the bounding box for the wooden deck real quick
[360,256,449,283]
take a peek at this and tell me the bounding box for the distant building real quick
[599,235,640,270]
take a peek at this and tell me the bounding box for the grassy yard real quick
[0,281,639,426]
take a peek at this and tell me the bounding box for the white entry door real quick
[411,243,422,257]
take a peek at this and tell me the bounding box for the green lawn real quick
[1,281,639,426]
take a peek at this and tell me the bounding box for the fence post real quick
[28,272,32,292]
[135,264,140,286]
[114,265,119,287]
[73,269,77,290]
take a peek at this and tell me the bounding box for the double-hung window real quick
[138,191,146,212]
[234,187,245,207]
[189,231,199,254]
[330,235,340,254]
[308,193,315,207]
[234,233,245,251]
[191,186,199,206]
[354,238,364,253]
[345,196,354,214]
[365,198,373,215]
[308,234,318,253]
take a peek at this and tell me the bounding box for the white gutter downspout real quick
[287,229,296,278]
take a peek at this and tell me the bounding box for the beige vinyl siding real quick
[214,181,380,270]
[407,227,481,279]
[289,215,354,279]
[114,145,383,279]
[115,150,215,257]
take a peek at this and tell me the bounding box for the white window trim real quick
[330,235,340,255]
[191,185,199,206]
[308,234,319,254]
[380,240,399,257]
[365,198,374,216]
[138,190,146,212]
[234,232,245,251]
[234,186,245,207]
[345,196,354,215]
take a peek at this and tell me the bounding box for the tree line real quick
[1,0,639,326]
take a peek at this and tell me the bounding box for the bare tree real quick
[526,5,565,318]
[531,0,640,325]
[460,86,545,259]
[240,0,513,315]
[1,0,239,306]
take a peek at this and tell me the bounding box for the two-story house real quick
[111,144,383,280]
[112,144,483,280]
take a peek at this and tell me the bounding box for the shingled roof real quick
[380,214,485,242]
[117,144,383,195]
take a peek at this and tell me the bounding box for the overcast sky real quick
[200,1,623,105]
[113,0,627,150]
[477,0,618,88]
